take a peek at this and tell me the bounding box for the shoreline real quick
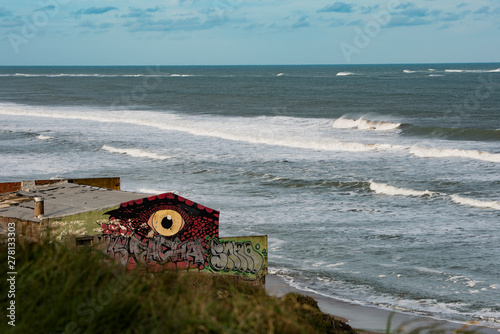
[265,274,499,334]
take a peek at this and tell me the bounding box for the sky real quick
[0,0,499,65]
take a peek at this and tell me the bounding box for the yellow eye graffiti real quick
[151,209,185,236]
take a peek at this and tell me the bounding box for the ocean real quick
[1,64,499,329]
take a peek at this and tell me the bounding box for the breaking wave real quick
[369,181,436,197]
[450,195,500,210]
[332,117,402,131]
[333,118,500,142]
[0,104,406,154]
[1,103,498,163]
[37,134,53,140]
[370,181,500,210]
[410,146,500,163]
[264,177,500,211]
[102,145,172,160]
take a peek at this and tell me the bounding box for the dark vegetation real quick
[0,242,355,334]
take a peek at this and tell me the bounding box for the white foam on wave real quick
[1,103,496,163]
[269,237,286,250]
[336,72,354,76]
[403,69,417,73]
[414,267,444,275]
[276,73,286,77]
[326,262,345,268]
[102,145,172,160]
[370,180,500,211]
[6,73,158,78]
[276,139,373,152]
[450,195,500,210]
[410,146,500,163]
[445,69,500,73]
[136,188,173,195]
[37,134,53,140]
[369,181,436,197]
[0,104,400,154]
[332,117,402,131]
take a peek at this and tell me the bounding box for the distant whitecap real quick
[336,72,354,76]
[37,134,53,140]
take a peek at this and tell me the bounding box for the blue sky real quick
[0,0,499,65]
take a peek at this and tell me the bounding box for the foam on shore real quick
[265,274,499,334]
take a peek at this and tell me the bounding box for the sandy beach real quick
[266,274,499,334]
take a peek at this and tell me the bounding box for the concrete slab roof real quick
[0,181,151,222]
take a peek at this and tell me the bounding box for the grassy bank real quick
[0,242,355,334]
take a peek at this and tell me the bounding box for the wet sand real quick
[265,274,499,334]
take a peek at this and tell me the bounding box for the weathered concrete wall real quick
[1,204,120,244]
[0,177,121,194]
[0,216,39,243]
[0,177,121,242]
[47,205,120,242]
[69,177,120,190]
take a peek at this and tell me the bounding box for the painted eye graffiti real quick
[150,209,185,236]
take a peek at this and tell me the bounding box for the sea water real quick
[1,64,499,328]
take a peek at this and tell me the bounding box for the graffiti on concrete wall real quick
[97,234,207,271]
[207,236,268,279]
[100,193,219,271]
[209,238,264,273]
[98,192,268,279]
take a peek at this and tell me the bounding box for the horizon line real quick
[1,61,500,67]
